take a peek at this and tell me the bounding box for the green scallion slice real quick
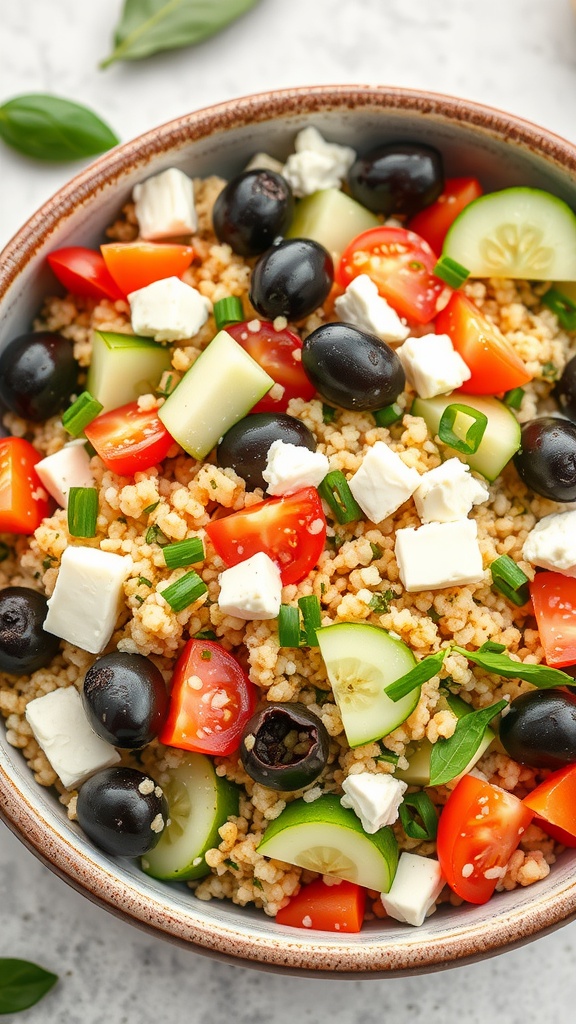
[67,487,98,538]
[213,296,244,332]
[318,470,363,525]
[490,554,530,606]
[278,605,300,647]
[433,255,470,289]
[161,571,207,612]
[386,649,447,702]
[322,404,337,424]
[399,792,438,841]
[438,403,488,455]
[163,537,205,569]
[503,387,524,410]
[373,403,403,428]
[62,391,103,437]
[298,595,321,647]
[542,288,576,331]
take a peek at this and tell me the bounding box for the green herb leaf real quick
[193,628,218,641]
[0,959,58,1015]
[452,644,575,688]
[142,501,160,516]
[0,94,118,161]
[322,403,336,424]
[369,542,382,561]
[386,648,447,702]
[429,699,508,787]
[161,570,207,612]
[368,589,394,615]
[399,792,438,840]
[67,487,98,538]
[375,750,399,766]
[298,595,321,647]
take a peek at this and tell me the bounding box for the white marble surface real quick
[2,0,576,1018]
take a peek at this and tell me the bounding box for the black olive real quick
[240,702,330,791]
[249,239,333,321]
[302,322,405,411]
[213,170,294,256]
[217,412,317,491]
[82,652,168,749]
[513,417,576,501]
[76,766,168,857]
[0,587,60,675]
[499,689,576,769]
[0,332,78,422]
[348,142,444,216]
[555,355,576,421]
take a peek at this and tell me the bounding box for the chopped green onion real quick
[399,792,438,841]
[145,524,168,546]
[67,487,98,538]
[386,649,447,703]
[213,296,244,331]
[322,403,337,424]
[278,605,300,647]
[318,470,363,525]
[161,571,207,613]
[433,255,470,289]
[376,749,399,766]
[490,554,530,606]
[542,287,576,331]
[138,577,152,588]
[298,595,321,647]
[373,402,403,428]
[438,403,488,456]
[163,537,205,569]
[62,391,103,437]
[504,387,524,410]
[194,629,218,641]
[142,501,160,516]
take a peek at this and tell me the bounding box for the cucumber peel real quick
[412,392,520,481]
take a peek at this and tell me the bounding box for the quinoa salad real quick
[2,127,576,933]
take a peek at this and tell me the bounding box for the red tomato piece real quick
[523,765,576,846]
[100,242,195,296]
[437,774,533,905]
[276,879,366,932]
[226,321,315,413]
[435,292,532,395]
[47,247,124,302]
[205,487,326,586]
[85,402,174,476]
[0,438,51,534]
[408,177,483,255]
[529,571,576,668]
[160,639,257,756]
[337,226,452,324]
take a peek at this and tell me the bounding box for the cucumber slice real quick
[257,795,398,892]
[87,330,172,412]
[316,622,418,748]
[443,188,576,280]
[396,693,494,786]
[412,392,520,482]
[158,329,274,459]
[141,753,239,881]
[286,188,378,262]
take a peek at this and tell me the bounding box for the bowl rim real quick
[2,83,576,976]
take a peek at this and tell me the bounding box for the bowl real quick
[2,84,576,977]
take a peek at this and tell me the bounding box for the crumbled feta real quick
[133,167,197,239]
[334,275,409,344]
[348,442,420,524]
[413,458,489,524]
[129,277,210,343]
[262,440,329,496]
[381,853,445,927]
[244,152,284,174]
[522,510,576,577]
[44,546,133,654]
[340,773,407,833]
[218,552,282,620]
[25,686,120,790]
[35,440,94,508]
[282,126,356,197]
[395,519,484,592]
[396,333,471,399]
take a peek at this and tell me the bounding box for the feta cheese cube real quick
[348,442,420,524]
[395,519,484,592]
[133,167,197,239]
[25,686,120,790]
[381,853,445,927]
[396,333,471,399]
[218,552,282,620]
[340,772,407,833]
[522,510,576,577]
[262,440,329,496]
[44,546,133,654]
[282,126,356,197]
[129,277,210,343]
[35,441,94,508]
[244,152,284,174]
[334,275,409,344]
[413,458,489,524]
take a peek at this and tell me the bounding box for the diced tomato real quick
[523,765,576,846]
[226,321,315,412]
[160,639,257,756]
[100,242,195,297]
[276,879,366,932]
[437,774,533,905]
[47,247,124,302]
[85,402,174,476]
[337,226,452,324]
[408,178,483,255]
[529,571,576,668]
[435,292,532,395]
[205,487,326,586]
[0,438,51,534]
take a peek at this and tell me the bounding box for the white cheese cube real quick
[396,333,471,399]
[25,686,120,790]
[262,440,329,496]
[395,519,484,592]
[133,167,197,239]
[413,458,489,524]
[381,853,445,927]
[218,552,282,621]
[35,441,94,508]
[340,772,407,833]
[129,277,210,343]
[334,275,410,344]
[244,152,284,174]
[44,546,133,654]
[282,126,356,197]
[522,510,576,577]
[348,442,420,524]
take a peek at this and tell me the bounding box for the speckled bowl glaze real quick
[1,85,576,977]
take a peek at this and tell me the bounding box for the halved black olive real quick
[240,702,329,791]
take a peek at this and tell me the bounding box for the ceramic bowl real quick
[1,85,576,977]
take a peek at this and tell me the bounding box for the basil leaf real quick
[0,95,118,161]
[0,959,58,1015]
[429,699,507,787]
[101,0,261,68]
[399,792,438,841]
[385,648,447,703]
[452,645,575,689]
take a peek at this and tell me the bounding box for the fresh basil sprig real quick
[0,959,58,1015]
[386,649,447,702]
[0,95,118,161]
[452,644,575,689]
[429,699,508,787]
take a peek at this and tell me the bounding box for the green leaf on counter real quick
[0,959,58,1015]
[0,95,119,161]
[429,699,507,787]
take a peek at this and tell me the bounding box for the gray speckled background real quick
[3,0,576,1019]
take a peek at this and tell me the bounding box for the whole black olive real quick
[249,239,333,321]
[76,766,168,857]
[213,170,294,256]
[82,652,168,749]
[513,417,576,501]
[499,689,576,769]
[348,142,444,216]
[302,322,405,411]
[0,332,78,421]
[555,355,576,421]
[0,587,60,675]
[240,702,330,791]
[217,412,317,491]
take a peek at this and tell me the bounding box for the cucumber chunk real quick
[257,794,398,892]
[396,693,494,786]
[412,392,520,482]
[158,329,274,459]
[316,622,418,748]
[443,188,576,280]
[87,330,172,412]
[141,753,239,881]
[286,188,378,262]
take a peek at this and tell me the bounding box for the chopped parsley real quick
[369,589,394,614]
[142,501,160,516]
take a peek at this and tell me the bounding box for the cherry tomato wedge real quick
[0,438,51,534]
[276,879,366,932]
[100,242,195,297]
[337,226,451,324]
[435,292,532,395]
[408,177,483,256]
[226,321,315,413]
[437,774,533,905]
[159,639,257,756]
[523,765,576,847]
[47,247,124,302]
[85,402,174,476]
[205,487,326,586]
[529,571,576,668]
